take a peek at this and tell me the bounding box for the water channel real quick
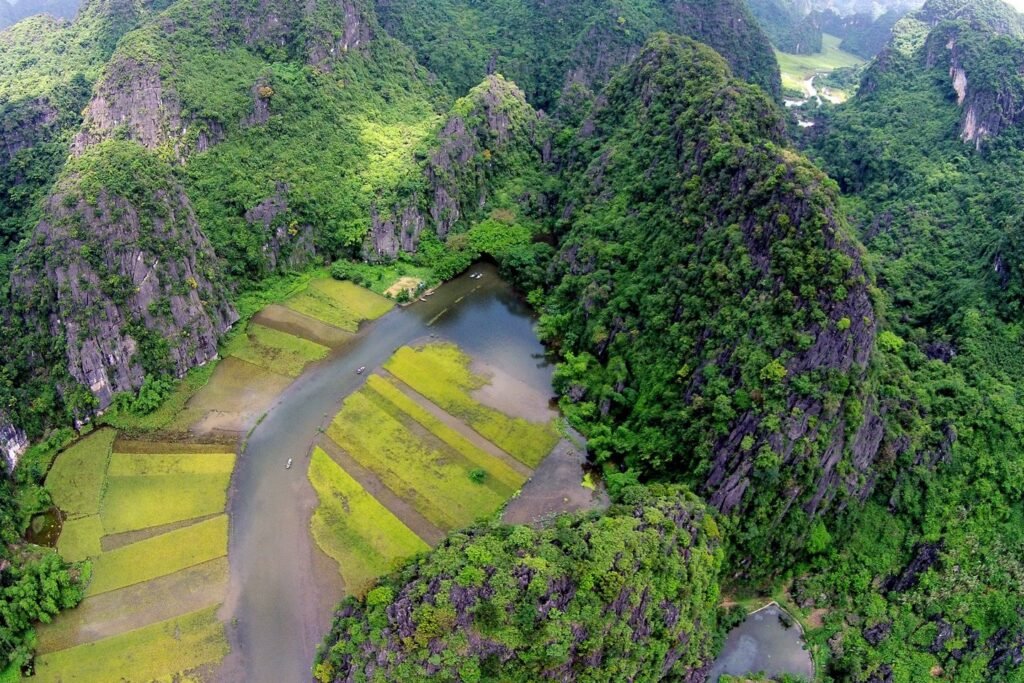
[220,263,558,682]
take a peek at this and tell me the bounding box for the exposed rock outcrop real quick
[367,74,548,258]
[72,56,224,162]
[0,414,28,470]
[244,182,316,271]
[11,141,237,410]
[924,27,1024,147]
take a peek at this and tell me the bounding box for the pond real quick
[708,603,815,682]
[220,263,588,682]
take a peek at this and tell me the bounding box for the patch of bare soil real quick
[385,276,422,299]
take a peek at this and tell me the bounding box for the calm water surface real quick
[709,603,815,682]
[222,263,555,682]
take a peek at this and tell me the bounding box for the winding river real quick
[219,263,556,682]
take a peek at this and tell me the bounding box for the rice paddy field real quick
[309,341,562,595]
[35,434,236,681]
[33,606,229,683]
[308,447,429,595]
[384,343,560,467]
[284,279,393,332]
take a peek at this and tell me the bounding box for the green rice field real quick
[366,374,527,490]
[223,323,330,378]
[44,429,115,518]
[284,279,393,332]
[384,343,560,467]
[308,448,428,594]
[32,605,229,683]
[327,391,511,530]
[86,515,229,597]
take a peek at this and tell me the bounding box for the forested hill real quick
[785,0,1024,679]
[0,0,783,448]
[374,0,782,108]
[541,32,879,565]
[317,487,724,682]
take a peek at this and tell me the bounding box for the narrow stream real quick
[220,263,556,682]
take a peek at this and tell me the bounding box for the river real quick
[219,263,556,682]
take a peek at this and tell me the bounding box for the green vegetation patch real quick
[223,323,330,378]
[45,429,116,518]
[35,558,229,655]
[308,448,429,595]
[56,516,105,563]
[385,344,559,467]
[100,363,218,433]
[284,279,393,332]
[107,452,236,477]
[366,375,527,489]
[86,515,229,597]
[100,472,233,535]
[32,604,229,683]
[327,392,509,530]
[776,34,864,96]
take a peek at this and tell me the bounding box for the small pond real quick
[708,603,814,682]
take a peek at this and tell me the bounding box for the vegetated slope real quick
[540,33,878,567]
[10,141,238,413]
[0,0,151,277]
[364,74,553,263]
[315,487,723,683]
[374,0,782,108]
[793,1,1024,679]
[748,0,824,53]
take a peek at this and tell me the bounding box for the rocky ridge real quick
[11,142,237,411]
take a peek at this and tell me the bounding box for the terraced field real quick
[29,278,402,681]
[173,277,393,435]
[310,341,561,595]
[37,435,235,681]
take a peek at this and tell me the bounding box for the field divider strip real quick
[316,437,447,546]
[376,370,533,479]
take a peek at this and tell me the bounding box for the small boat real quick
[356,366,366,375]
[285,458,293,470]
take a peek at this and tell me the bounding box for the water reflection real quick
[709,603,814,682]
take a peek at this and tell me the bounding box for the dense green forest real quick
[790,1,1024,679]
[316,487,724,682]
[3,0,1024,679]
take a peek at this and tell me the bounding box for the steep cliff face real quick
[858,0,1024,147]
[544,34,877,563]
[368,75,548,258]
[11,141,237,410]
[316,489,724,682]
[71,0,379,160]
[0,413,27,469]
[926,25,1024,147]
[375,0,781,109]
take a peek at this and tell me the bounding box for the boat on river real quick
[285,458,293,469]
